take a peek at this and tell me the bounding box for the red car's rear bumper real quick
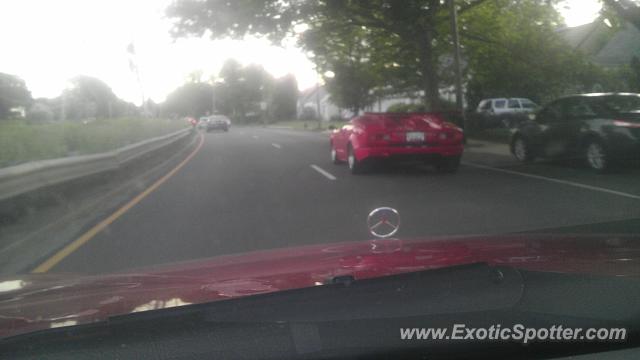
[355,144,463,162]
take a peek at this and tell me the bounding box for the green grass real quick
[466,128,512,144]
[0,118,188,168]
[267,120,349,131]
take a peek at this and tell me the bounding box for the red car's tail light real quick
[436,130,463,144]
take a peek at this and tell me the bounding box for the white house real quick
[297,86,346,121]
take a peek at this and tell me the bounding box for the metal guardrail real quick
[0,128,192,201]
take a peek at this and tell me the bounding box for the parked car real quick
[510,93,640,172]
[476,98,539,128]
[330,112,464,174]
[197,116,209,130]
[222,115,232,129]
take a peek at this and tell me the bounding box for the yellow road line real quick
[31,133,205,273]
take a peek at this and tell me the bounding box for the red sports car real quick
[329,112,464,174]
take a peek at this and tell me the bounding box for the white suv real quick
[476,98,539,128]
[476,98,538,115]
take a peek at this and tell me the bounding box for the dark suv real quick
[510,93,640,172]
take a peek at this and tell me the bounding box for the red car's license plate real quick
[406,132,425,142]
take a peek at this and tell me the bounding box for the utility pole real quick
[61,92,66,121]
[449,0,466,132]
[212,86,216,116]
[127,42,146,117]
[315,82,322,129]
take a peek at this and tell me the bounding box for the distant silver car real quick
[197,116,210,130]
[205,115,230,132]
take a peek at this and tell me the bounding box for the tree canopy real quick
[268,74,298,120]
[160,59,298,123]
[168,0,640,113]
[0,73,32,119]
[163,81,214,118]
[167,0,489,110]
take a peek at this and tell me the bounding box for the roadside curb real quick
[465,139,511,157]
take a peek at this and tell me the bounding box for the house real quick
[557,20,640,67]
[297,86,345,121]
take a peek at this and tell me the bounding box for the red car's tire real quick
[330,143,341,164]
[347,144,364,174]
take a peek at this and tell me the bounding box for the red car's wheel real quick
[330,143,341,164]
[347,144,364,174]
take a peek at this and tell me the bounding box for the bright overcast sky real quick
[0,0,601,105]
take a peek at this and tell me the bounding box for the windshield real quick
[1,0,640,356]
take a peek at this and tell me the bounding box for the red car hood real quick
[1,234,640,338]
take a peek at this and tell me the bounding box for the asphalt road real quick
[52,126,640,274]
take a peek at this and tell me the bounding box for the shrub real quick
[386,103,427,113]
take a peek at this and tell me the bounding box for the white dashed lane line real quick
[310,164,337,181]
[252,135,259,139]
[271,143,282,149]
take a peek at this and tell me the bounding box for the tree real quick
[144,99,161,118]
[301,24,384,114]
[213,59,274,121]
[27,99,54,123]
[459,0,605,107]
[243,63,273,107]
[217,59,249,119]
[162,82,214,118]
[631,56,640,92]
[186,69,204,83]
[0,72,32,119]
[166,0,489,111]
[602,0,640,31]
[62,76,119,119]
[269,74,298,121]
[325,63,377,114]
[459,0,640,108]
[212,82,232,116]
